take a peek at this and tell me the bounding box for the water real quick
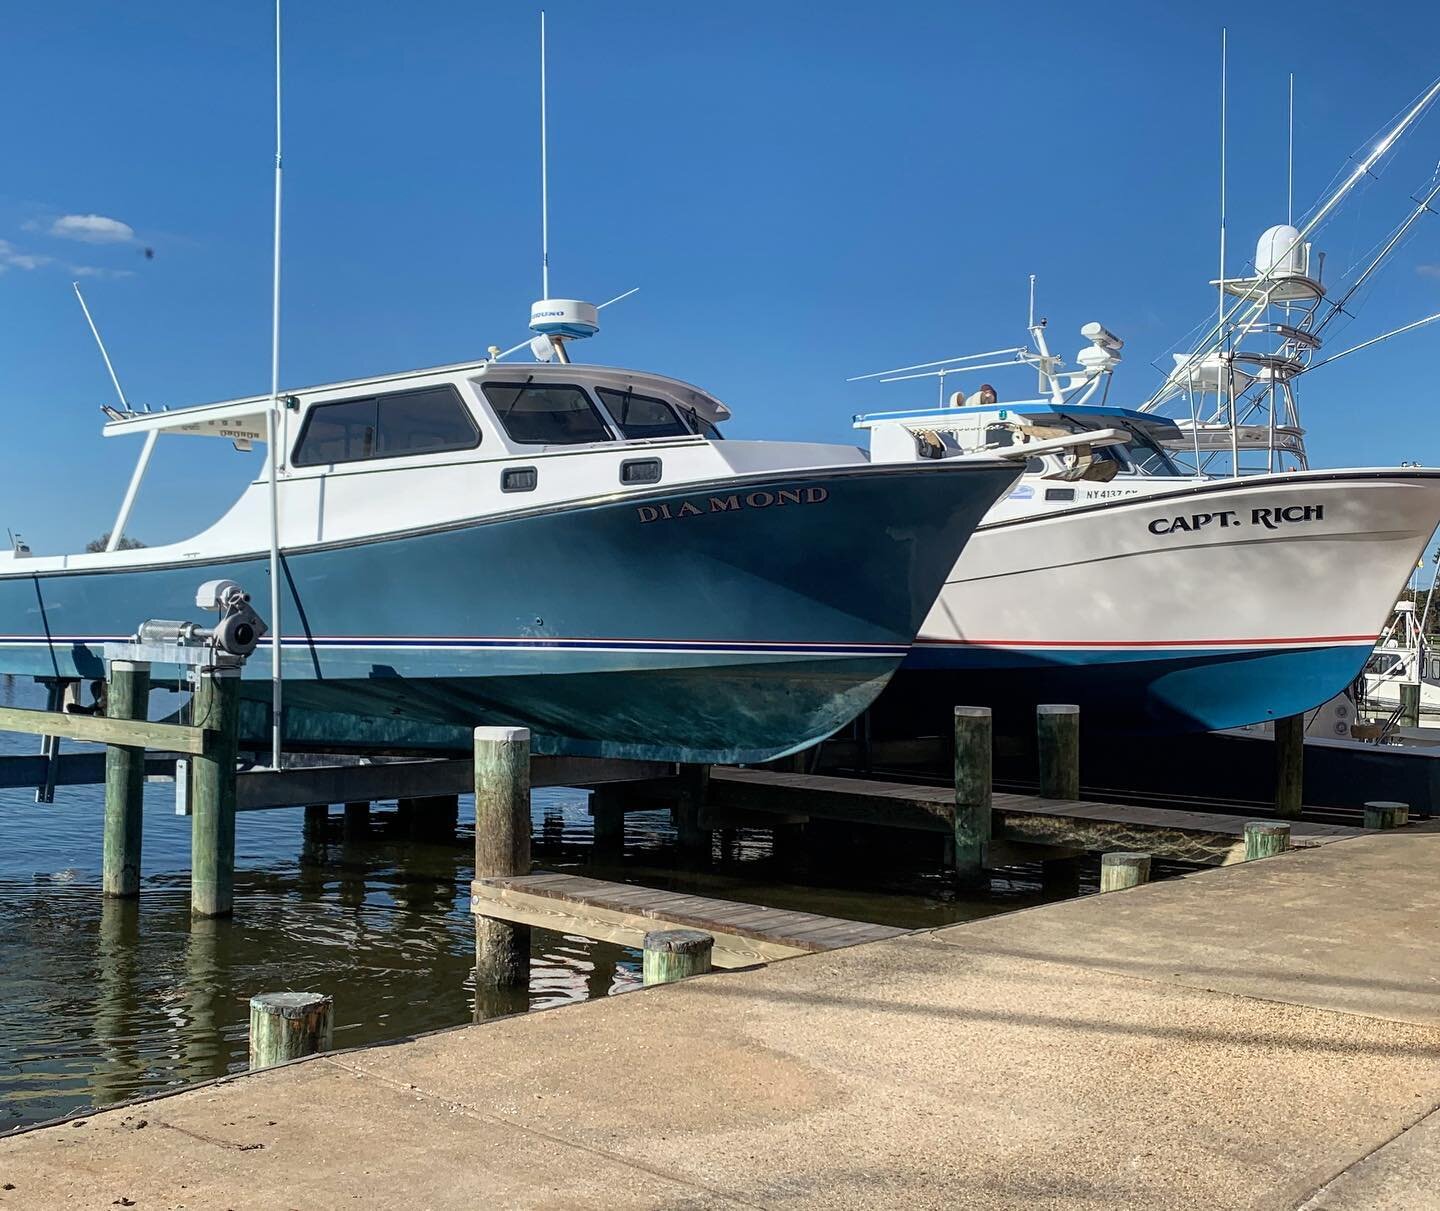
[0,679,1065,1131]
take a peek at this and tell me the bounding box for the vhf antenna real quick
[540,9,550,299]
[72,281,129,411]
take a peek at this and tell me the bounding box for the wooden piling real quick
[1364,801,1409,830]
[102,660,151,898]
[590,786,624,855]
[191,667,240,918]
[473,726,532,995]
[1243,821,1291,861]
[674,764,711,858]
[343,801,370,839]
[303,803,328,835]
[1099,851,1152,892]
[953,706,992,886]
[248,992,333,1070]
[1401,682,1421,728]
[1037,704,1080,800]
[1274,713,1304,820]
[642,928,714,986]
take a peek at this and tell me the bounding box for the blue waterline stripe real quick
[0,636,909,658]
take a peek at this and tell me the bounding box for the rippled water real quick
[0,678,1064,1131]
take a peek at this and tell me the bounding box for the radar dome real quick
[1255,225,1307,278]
[529,299,599,339]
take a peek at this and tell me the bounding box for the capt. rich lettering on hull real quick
[637,485,830,523]
[1148,503,1325,536]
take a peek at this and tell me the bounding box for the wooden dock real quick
[470,870,909,968]
[696,768,1368,865]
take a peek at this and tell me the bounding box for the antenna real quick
[1287,72,1295,225]
[1027,274,1036,329]
[265,0,284,771]
[540,9,550,298]
[1218,27,1228,329]
[72,282,129,410]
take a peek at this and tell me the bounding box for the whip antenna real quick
[72,281,129,410]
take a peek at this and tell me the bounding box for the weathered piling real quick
[303,803,328,836]
[642,929,714,985]
[343,801,370,839]
[1099,851,1152,892]
[190,666,240,918]
[1037,704,1080,800]
[1401,682,1421,728]
[1244,821,1291,861]
[590,786,625,856]
[102,660,151,898]
[674,764,711,858]
[473,726,532,997]
[1364,801,1409,830]
[248,992,333,1070]
[953,706,992,886]
[1274,714,1304,819]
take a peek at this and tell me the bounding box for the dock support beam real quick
[643,929,714,986]
[953,706,992,886]
[191,667,241,918]
[248,992,333,1070]
[1037,704,1080,800]
[102,660,151,898]
[1274,713,1304,820]
[473,727,531,1013]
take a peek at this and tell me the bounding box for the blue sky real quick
[4,1,1440,552]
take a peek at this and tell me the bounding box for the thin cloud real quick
[1416,263,1440,279]
[70,264,135,280]
[0,239,51,271]
[49,214,135,244]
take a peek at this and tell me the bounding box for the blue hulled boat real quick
[9,336,1017,761]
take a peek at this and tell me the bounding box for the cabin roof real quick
[101,358,732,439]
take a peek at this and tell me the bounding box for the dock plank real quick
[470,871,909,968]
[705,768,1370,865]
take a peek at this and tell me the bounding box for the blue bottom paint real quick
[886,642,1373,735]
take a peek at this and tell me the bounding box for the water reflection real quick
[0,681,1070,1130]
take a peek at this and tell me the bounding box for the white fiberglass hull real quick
[888,469,1440,734]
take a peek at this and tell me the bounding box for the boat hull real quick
[880,470,1440,736]
[0,462,1015,762]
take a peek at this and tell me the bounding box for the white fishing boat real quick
[1363,602,1440,721]
[850,76,1440,736]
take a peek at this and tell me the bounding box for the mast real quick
[266,0,284,770]
[540,10,550,299]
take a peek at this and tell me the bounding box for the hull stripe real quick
[915,634,1375,651]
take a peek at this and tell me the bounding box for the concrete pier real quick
[4,828,1440,1208]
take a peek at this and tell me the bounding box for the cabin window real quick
[983,424,1016,448]
[501,466,538,492]
[596,388,690,440]
[481,382,613,445]
[620,458,662,485]
[293,385,480,467]
[687,410,725,440]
